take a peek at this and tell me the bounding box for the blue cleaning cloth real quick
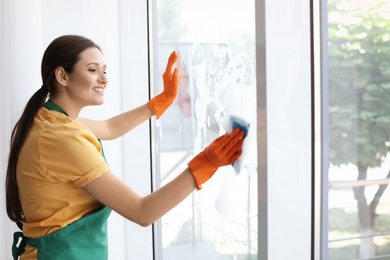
[230,115,250,138]
[232,121,249,138]
[220,114,251,174]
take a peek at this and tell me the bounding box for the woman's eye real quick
[88,68,106,75]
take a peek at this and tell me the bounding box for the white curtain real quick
[1,1,153,259]
[1,1,43,259]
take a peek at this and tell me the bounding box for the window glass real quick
[327,0,390,259]
[152,0,257,259]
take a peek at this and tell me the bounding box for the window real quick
[327,0,390,259]
[151,0,257,259]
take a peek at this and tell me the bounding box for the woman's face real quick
[65,47,108,108]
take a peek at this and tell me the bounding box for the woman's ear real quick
[55,66,68,87]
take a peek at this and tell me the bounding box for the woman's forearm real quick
[82,167,197,227]
[138,168,196,226]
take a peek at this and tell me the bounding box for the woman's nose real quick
[99,72,109,85]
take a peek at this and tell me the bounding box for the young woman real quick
[6,35,245,260]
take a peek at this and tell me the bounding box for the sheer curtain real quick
[1,1,153,259]
[1,1,44,259]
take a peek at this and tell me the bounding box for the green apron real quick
[12,99,112,259]
[13,206,111,260]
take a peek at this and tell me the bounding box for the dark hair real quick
[5,35,101,222]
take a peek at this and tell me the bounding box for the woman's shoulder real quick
[36,107,95,136]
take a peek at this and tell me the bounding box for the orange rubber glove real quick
[188,128,245,190]
[147,51,179,119]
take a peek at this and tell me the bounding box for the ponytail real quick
[5,86,49,222]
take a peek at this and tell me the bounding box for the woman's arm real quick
[82,168,196,227]
[81,129,244,226]
[78,104,154,140]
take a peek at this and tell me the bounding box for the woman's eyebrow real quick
[86,62,107,71]
[87,62,107,68]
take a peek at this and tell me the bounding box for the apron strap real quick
[12,231,27,260]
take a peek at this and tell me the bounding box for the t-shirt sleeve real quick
[39,123,110,187]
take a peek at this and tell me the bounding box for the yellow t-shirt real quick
[17,106,110,259]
